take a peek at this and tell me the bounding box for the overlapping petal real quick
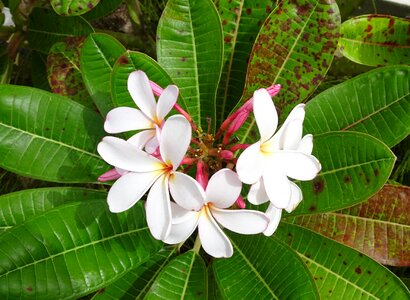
[298,134,314,155]
[127,130,156,149]
[263,169,291,209]
[276,151,321,180]
[169,172,205,211]
[160,115,191,169]
[107,171,161,213]
[248,179,269,205]
[104,107,152,133]
[253,89,278,142]
[211,206,268,234]
[165,204,200,244]
[263,203,282,236]
[156,85,179,122]
[146,175,172,240]
[97,136,163,172]
[285,182,303,213]
[127,70,156,120]
[236,142,264,184]
[205,169,241,208]
[198,208,233,258]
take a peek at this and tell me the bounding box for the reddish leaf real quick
[289,185,410,266]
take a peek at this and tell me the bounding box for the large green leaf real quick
[242,0,340,111]
[289,184,410,266]
[111,50,175,109]
[157,0,223,129]
[0,187,107,233]
[213,233,318,299]
[339,15,410,66]
[27,8,94,54]
[290,131,395,216]
[335,0,365,20]
[275,223,410,299]
[51,0,101,16]
[0,85,109,183]
[215,0,276,123]
[47,37,95,109]
[92,249,176,299]
[145,250,208,299]
[80,33,126,116]
[0,200,163,299]
[304,66,410,148]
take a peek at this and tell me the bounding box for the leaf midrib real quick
[0,221,150,278]
[0,121,101,159]
[231,239,279,299]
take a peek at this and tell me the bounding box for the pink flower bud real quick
[98,169,121,182]
[235,196,246,209]
[196,160,209,189]
[220,150,234,160]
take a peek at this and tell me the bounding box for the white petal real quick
[170,202,198,223]
[253,89,278,143]
[211,206,268,234]
[248,179,269,205]
[169,172,205,211]
[274,104,305,143]
[205,169,242,209]
[145,135,160,154]
[263,169,291,209]
[164,204,199,244]
[128,130,155,149]
[198,208,233,258]
[160,115,191,169]
[281,119,303,150]
[127,71,157,120]
[276,151,321,180]
[146,175,172,240]
[297,134,313,155]
[104,107,153,133]
[263,203,282,236]
[285,182,303,213]
[236,142,264,184]
[97,136,164,172]
[156,85,178,122]
[107,172,160,213]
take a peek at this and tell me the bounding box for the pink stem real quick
[98,169,121,182]
[174,103,198,131]
[230,144,250,152]
[150,80,164,96]
[196,160,209,189]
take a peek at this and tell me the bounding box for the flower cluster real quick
[97,71,321,258]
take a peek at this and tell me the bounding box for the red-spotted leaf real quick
[215,0,277,123]
[51,0,101,16]
[242,0,340,111]
[275,223,410,299]
[339,15,410,66]
[47,37,95,109]
[289,184,410,266]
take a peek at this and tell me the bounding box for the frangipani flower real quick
[236,88,321,235]
[97,115,194,240]
[104,70,178,153]
[164,169,269,258]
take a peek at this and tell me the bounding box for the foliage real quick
[0,0,409,299]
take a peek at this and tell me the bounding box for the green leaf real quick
[0,187,107,233]
[0,85,109,183]
[291,131,396,216]
[0,200,163,299]
[157,0,223,129]
[27,8,94,54]
[215,0,276,123]
[91,249,176,300]
[47,37,95,109]
[339,15,410,66]
[145,250,208,300]
[242,0,340,111]
[335,0,365,21]
[51,0,101,16]
[80,33,125,116]
[83,0,123,20]
[304,65,410,147]
[111,50,174,109]
[213,233,318,299]
[289,184,410,266]
[275,222,410,299]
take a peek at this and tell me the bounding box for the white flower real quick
[164,169,269,258]
[104,70,178,153]
[97,115,194,240]
[236,88,321,236]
